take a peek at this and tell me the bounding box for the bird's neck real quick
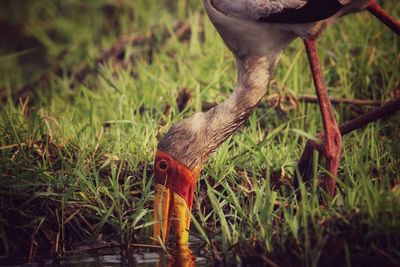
[226,56,277,121]
[158,55,278,169]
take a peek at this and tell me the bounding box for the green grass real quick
[0,0,400,266]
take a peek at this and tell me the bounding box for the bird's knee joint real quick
[325,144,341,161]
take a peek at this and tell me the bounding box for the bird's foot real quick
[295,131,342,197]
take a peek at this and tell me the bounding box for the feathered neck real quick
[158,55,278,169]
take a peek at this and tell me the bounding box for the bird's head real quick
[153,114,207,246]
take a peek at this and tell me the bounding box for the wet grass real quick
[1,0,400,266]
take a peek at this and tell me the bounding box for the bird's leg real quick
[297,99,400,187]
[303,39,342,197]
[339,99,400,136]
[297,3,399,193]
[367,0,400,35]
[295,134,323,190]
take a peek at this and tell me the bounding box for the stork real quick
[153,0,400,246]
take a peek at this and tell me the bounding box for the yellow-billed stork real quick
[153,0,400,246]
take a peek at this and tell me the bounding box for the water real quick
[1,246,210,267]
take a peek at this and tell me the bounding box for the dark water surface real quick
[1,246,210,267]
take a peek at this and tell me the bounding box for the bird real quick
[153,0,400,246]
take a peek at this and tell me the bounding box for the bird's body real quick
[212,0,369,23]
[207,0,370,53]
[154,0,400,246]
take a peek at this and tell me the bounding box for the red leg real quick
[296,135,322,189]
[339,99,400,135]
[296,99,400,188]
[367,0,400,35]
[303,39,342,197]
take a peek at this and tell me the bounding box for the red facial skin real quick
[154,150,200,211]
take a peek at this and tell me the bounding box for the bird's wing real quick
[247,0,308,19]
[211,0,344,23]
[211,0,307,20]
[257,0,344,23]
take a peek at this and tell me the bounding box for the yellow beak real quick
[154,184,191,246]
[153,150,201,246]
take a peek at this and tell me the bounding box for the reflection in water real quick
[130,244,206,267]
[157,245,196,267]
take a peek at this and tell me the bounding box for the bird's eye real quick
[157,160,169,171]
